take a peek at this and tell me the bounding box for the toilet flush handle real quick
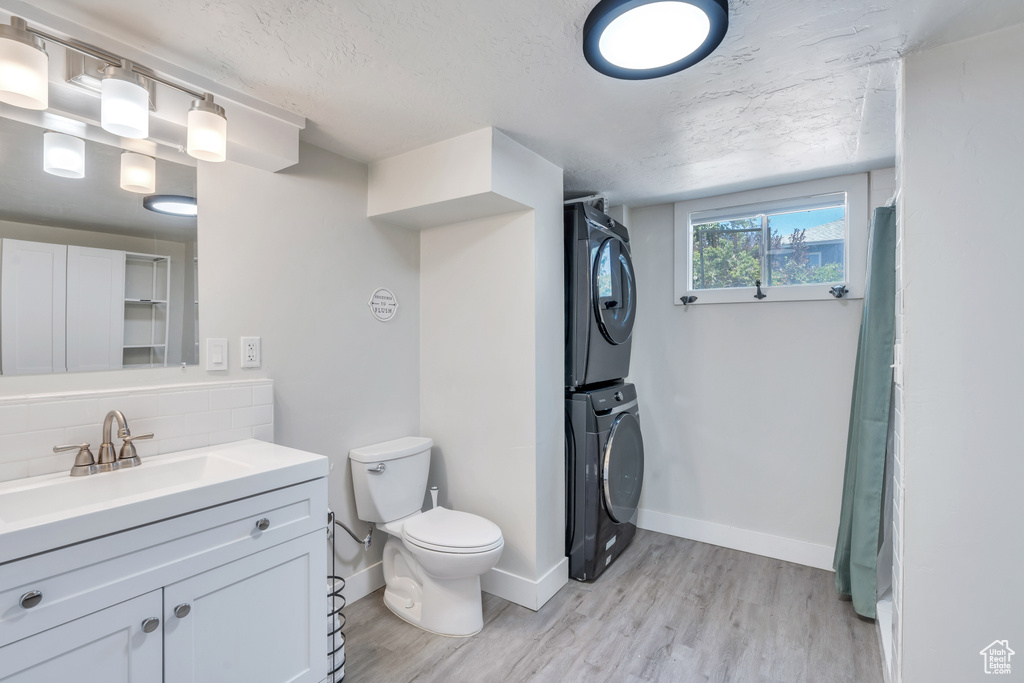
[368,463,386,473]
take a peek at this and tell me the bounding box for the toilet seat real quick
[402,507,503,554]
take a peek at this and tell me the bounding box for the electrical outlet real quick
[241,336,261,369]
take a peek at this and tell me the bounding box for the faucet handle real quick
[118,433,154,468]
[55,443,97,477]
[125,432,154,442]
[53,442,90,453]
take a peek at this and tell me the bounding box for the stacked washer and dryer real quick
[564,202,645,582]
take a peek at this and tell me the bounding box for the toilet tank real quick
[349,437,433,523]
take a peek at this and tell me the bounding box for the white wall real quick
[199,142,421,586]
[375,128,566,609]
[628,169,895,570]
[899,24,1024,683]
[420,211,540,577]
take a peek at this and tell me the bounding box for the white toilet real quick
[349,437,503,637]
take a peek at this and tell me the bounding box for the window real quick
[674,174,868,304]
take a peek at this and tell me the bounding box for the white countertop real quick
[0,439,328,565]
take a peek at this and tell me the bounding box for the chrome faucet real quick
[97,409,128,471]
[99,410,153,470]
[54,410,153,476]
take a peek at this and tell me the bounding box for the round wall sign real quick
[368,287,399,322]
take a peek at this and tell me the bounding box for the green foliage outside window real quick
[692,215,844,290]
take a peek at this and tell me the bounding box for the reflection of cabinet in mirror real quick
[0,240,172,374]
[1,239,126,375]
[123,254,171,369]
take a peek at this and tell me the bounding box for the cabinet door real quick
[66,246,126,372]
[0,590,162,682]
[164,534,324,683]
[0,239,67,375]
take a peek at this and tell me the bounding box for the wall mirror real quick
[0,114,198,376]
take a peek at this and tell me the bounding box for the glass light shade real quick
[120,151,156,194]
[187,108,227,162]
[599,1,711,70]
[187,95,227,162]
[0,21,48,110]
[101,70,149,139]
[43,131,85,178]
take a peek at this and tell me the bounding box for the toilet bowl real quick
[349,437,504,637]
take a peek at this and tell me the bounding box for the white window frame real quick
[674,173,868,305]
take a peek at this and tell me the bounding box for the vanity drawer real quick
[0,478,326,647]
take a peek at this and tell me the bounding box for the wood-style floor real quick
[342,529,881,683]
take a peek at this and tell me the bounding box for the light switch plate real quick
[206,338,228,371]
[241,336,261,369]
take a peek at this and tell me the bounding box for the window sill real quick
[678,284,862,305]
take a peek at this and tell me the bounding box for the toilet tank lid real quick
[349,436,433,463]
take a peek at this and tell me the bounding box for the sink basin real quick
[0,439,327,564]
[0,454,250,525]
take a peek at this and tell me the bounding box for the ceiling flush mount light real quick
[101,60,150,139]
[42,131,85,178]
[0,18,229,162]
[187,93,227,162]
[0,17,49,109]
[143,194,197,217]
[583,0,729,80]
[120,151,156,194]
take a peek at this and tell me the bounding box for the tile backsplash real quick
[0,379,274,484]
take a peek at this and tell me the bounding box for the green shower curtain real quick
[833,205,897,619]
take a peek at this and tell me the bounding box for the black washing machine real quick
[565,382,645,582]
[564,202,637,389]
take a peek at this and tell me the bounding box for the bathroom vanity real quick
[0,439,328,682]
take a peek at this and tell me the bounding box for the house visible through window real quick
[674,174,868,304]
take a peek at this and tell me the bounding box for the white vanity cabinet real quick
[0,591,163,682]
[0,478,327,683]
[163,536,321,683]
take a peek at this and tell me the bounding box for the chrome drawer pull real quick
[174,603,191,619]
[141,617,160,633]
[255,518,271,531]
[19,591,42,609]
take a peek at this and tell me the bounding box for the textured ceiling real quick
[20,0,1024,206]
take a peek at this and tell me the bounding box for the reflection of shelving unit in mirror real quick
[123,252,170,368]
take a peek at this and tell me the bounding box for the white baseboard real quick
[481,558,568,611]
[342,561,385,605]
[637,508,835,571]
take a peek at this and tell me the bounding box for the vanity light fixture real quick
[143,194,197,217]
[42,131,85,178]
[101,60,149,139]
[0,16,228,161]
[0,17,48,109]
[120,151,156,194]
[187,93,227,162]
[583,0,729,79]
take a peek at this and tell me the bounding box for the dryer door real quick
[592,237,636,344]
[602,411,644,523]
